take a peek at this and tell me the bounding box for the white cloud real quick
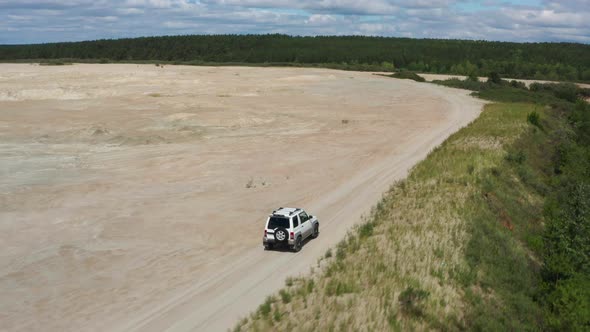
[306,14,337,25]
[116,7,145,15]
[0,0,588,44]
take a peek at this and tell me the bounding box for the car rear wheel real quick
[292,236,302,252]
[264,243,274,250]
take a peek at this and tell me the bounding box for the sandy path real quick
[0,64,484,331]
[419,73,590,89]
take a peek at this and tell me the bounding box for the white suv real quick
[263,207,319,252]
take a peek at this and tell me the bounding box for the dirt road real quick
[0,64,484,331]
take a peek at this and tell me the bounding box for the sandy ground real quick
[0,64,484,331]
[419,73,590,89]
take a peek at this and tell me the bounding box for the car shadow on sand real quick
[264,235,317,253]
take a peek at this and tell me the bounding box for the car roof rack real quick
[271,207,301,217]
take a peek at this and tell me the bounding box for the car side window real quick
[299,212,309,223]
[292,215,299,228]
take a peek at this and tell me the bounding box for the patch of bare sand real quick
[0,64,484,331]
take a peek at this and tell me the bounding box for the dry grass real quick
[234,103,534,332]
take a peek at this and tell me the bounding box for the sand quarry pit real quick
[0,64,484,331]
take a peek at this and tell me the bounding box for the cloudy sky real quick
[0,0,588,44]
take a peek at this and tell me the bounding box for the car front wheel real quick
[312,224,319,238]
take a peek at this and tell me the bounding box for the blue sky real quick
[0,0,588,44]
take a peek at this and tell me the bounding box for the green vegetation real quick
[527,111,542,129]
[279,289,292,304]
[398,286,430,317]
[541,99,590,330]
[2,34,590,82]
[38,60,72,66]
[434,74,589,105]
[235,76,590,330]
[387,71,426,82]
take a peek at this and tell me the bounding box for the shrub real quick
[527,111,542,129]
[390,71,426,82]
[336,240,348,260]
[487,72,503,85]
[325,248,333,258]
[491,167,502,177]
[306,279,315,293]
[399,286,430,317]
[545,274,590,330]
[279,289,292,303]
[433,77,487,91]
[578,88,590,99]
[359,221,375,238]
[258,296,273,317]
[285,277,294,287]
[505,150,527,164]
[273,308,282,322]
[510,80,527,89]
[553,83,578,102]
[325,279,356,296]
[530,83,580,103]
[39,60,71,66]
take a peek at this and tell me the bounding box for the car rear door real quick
[291,214,302,239]
[267,216,289,241]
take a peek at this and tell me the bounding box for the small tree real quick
[487,72,503,85]
[467,73,479,82]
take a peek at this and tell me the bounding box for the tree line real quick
[1,34,589,82]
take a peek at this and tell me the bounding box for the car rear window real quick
[267,216,289,229]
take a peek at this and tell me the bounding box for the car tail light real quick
[290,232,294,240]
[264,230,267,237]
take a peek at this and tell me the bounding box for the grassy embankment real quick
[234,77,590,331]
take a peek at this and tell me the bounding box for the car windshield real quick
[267,216,289,229]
